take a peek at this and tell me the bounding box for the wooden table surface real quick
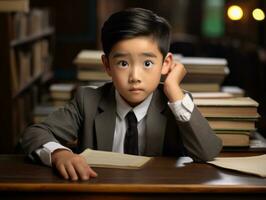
[0,152,265,200]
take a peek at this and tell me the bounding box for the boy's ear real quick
[161,52,173,75]
[101,54,112,76]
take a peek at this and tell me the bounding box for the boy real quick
[21,8,222,181]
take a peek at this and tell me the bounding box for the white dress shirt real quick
[35,91,194,166]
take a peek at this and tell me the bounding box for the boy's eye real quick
[144,60,153,68]
[117,60,128,68]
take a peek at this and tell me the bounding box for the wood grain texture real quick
[0,153,266,199]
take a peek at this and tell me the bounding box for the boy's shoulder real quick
[78,82,113,94]
[73,82,114,111]
[75,82,114,103]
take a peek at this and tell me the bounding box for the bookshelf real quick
[0,0,55,153]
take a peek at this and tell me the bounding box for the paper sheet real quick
[208,154,266,177]
[80,149,152,169]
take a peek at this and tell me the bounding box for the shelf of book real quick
[0,1,55,153]
[12,73,42,98]
[10,27,54,47]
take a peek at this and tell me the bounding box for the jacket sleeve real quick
[20,87,85,155]
[177,106,223,162]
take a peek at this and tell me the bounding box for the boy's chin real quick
[125,99,143,107]
[123,97,146,107]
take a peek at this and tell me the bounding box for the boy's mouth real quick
[129,88,144,92]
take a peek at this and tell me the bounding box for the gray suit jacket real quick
[21,83,222,161]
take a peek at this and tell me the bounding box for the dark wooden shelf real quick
[12,73,42,99]
[10,27,54,47]
[1,7,55,153]
[41,70,54,83]
[12,69,54,99]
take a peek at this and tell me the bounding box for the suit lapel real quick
[95,85,116,151]
[145,88,167,156]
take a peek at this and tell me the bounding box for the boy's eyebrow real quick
[111,52,130,58]
[111,52,158,58]
[141,52,157,58]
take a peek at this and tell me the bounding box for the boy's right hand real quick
[51,149,97,181]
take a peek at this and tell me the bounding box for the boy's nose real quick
[129,66,141,83]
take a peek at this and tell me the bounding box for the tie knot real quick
[126,111,137,126]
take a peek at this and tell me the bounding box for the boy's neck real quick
[115,90,153,121]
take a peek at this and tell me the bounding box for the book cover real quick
[77,70,111,81]
[74,50,103,68]
[50,83,76,100]
[208,118,257,131]
[215,131,251,147]
[195,97,259,118]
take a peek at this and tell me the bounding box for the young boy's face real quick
[102,36,170,107]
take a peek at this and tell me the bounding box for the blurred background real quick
[33,0,266,134]
[1,0,265,153]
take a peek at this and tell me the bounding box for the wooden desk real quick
[0,153,266,200]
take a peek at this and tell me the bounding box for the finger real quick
[80,162,98,179]
[57,164,69,180]
[79,155,98,178]
[87,166,98,177]
[170,62,177,70]
[73,162,89,180]
[175,63,186,77]
[65,163,78,181]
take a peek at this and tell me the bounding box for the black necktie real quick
[124,111,139,155]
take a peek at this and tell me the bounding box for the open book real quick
[80,149,152,169]
[208,154,266,177]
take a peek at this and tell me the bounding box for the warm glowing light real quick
[252,8,265,21]
[227,5,243,20]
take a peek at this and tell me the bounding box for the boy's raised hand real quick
[52,149,97,181]
[163,61,187,103]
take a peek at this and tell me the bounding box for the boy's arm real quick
[20,87,85,156]
[176,106,222,162]
[35,142,70,166]
[163,61,222,161]
[51,149,97,181]
[34,142,97,181]
[20,87,98,180]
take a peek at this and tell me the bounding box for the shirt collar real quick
[115,90,153,122]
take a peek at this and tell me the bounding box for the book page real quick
[179,57,227,65]
[208,154,266,177]
[78,50,103,59]
[194,97,259,107]
[80,149,152,169]
[191,92,233,99]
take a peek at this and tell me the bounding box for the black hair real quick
[101,8,171,58]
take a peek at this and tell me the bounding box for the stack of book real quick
[49,83,76,107]
[191,92,234,99]
[74,50,110,82]
[74,51,230,92]
[194,97,260,147]
[33,83,77,123]
[177,57,229,92]
[221,85,245,97]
